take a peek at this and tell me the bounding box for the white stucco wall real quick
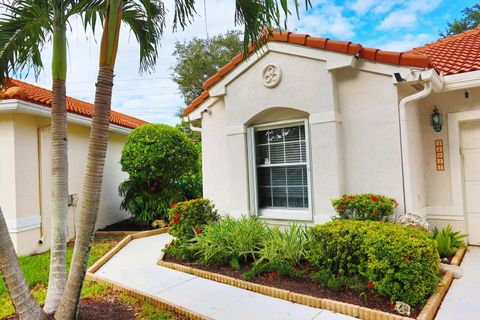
[0,107,130,255]
[199,47,407,225]
[0,116,16,223]
[336,68,404,209]
[417,87,480,233]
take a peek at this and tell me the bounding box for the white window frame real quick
[247,118,313,221]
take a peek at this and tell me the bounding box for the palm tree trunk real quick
[44,80,68,314]
[0,208,45,320]
[55,67,114,320]
[44,18,69,314]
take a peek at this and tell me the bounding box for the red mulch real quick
[99,218,155,232]
[164,254,424,318]
[1,293,188,320]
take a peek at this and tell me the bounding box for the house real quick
[184,29,480,245]
[0,79,147,255]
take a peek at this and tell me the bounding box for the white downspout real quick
[398,81,432,214]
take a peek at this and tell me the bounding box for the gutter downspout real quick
[398,81,432,214]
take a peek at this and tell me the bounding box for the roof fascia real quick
[183,96,219,122]
[0,99,132,135]
[442,70,480,92]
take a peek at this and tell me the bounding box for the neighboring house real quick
[184,29,480,245]
[0,79,147,255]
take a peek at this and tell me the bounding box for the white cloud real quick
[378,33,433,51]
[294,2,355,38]
[378,11,417,30]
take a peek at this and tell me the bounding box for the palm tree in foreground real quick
[0,0,106,314]
[1,0,310,318]
[56,0,310,318]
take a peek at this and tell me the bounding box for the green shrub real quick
[256,223,308,267]
[119,124,198,222]
[306,220,439,306]
[167,198,219,242]
[189,217,267,266]
[432,224,467,259]
[331,194,398,221]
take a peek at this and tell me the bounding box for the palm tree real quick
[56,0,310,318]
[0,208,45,320]
[0,0,106,314]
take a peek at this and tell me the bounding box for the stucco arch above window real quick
[245,107,310,126]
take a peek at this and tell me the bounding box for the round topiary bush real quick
[119,124,198,222]
[306,220,439,306]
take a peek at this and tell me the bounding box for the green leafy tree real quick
[441,4,480,37]
[118,124,198,222]
[172,30,243,105]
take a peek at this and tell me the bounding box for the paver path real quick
[436,246,480,320]
[95,233,354,320]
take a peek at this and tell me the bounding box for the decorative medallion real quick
[262,64,282,88]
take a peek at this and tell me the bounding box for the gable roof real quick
[407,28,480,76]
[183,31,433,116]
[184,29,480,116]
[1,79,147,129]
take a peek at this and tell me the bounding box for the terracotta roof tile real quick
[2,79,147,129]
[186,29,480,116]
[407,28,480,75]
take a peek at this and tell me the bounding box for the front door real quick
[461,120,480,245]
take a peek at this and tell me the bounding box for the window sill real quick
[257,208,312,221]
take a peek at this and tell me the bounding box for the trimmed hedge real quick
[306,220,439,306]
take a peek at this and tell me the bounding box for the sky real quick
[18,0,478,125]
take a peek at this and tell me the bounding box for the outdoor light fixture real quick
[431,106,443,132]
[394,72,405,82]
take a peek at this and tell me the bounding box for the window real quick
[251,121,310,215]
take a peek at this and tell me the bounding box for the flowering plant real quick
[332,194,398,221]
[167,198,219,241]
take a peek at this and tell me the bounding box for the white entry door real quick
[462,120,480,245]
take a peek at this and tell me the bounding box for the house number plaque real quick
[435,140,444,171]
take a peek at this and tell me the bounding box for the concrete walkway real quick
[95,233,354,320]
[436,246,480,320]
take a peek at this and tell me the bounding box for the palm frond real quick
[234,0,311,56]
[0,0,51,83]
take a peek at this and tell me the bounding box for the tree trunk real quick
[55,67,114,320]
[44,79,69,315]
[0,208,45,320]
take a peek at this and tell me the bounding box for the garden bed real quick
[159,248,466,320]
[161,254,420,319]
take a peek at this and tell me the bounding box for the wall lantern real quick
[431,106,443,132]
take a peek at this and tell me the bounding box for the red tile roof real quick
[407,27,480,75]
[184,29,480,116]
[1,79,147,129]
[183,31,432,116]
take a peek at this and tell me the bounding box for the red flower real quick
[371,196,379,202]
[342,198,347,202]
[174,213,181,219]
[170,202,177,207]
[348,195,356,199]
[173,220,179,225]
[164,243,170,249]
[338,205,345,212]
[194,229,202,235]
[367,282,374,289]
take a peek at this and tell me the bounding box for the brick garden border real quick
[158,247,468,320]
[86,227,212,320]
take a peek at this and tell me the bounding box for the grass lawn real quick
[0,235,177,320]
